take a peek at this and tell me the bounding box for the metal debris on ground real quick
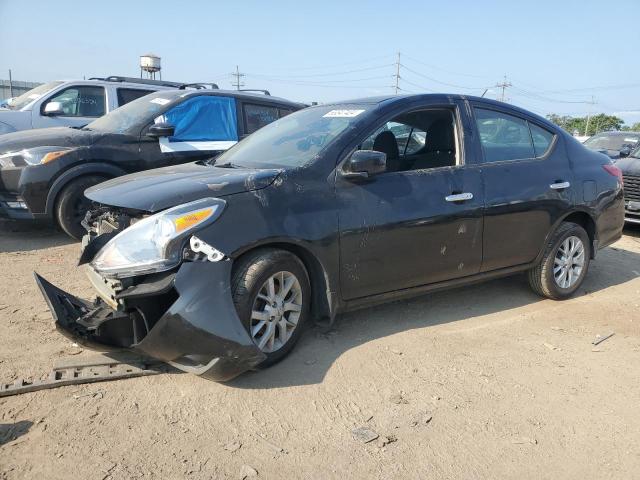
[0,353,170,397]
[352,426,379,443]
[592,332,615,346]
[377,434,398,448]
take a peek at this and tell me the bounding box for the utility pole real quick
[584,95,596,137]
[8,69,13,98]
[394,52,401,95]
[495,75,512,102]
[231,65,245,90]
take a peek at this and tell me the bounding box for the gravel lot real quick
[1,219,639,479]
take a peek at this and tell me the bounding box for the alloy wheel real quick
[553,235,585,289]
[250,271,303,353]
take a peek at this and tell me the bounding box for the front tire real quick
[528,222,591,300]
[232,249,311,367]
[55,175,106,240]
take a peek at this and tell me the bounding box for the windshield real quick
[215,104,372,168]
[584,133,640,151]
[5,81,63,110]
[86,91,176,133]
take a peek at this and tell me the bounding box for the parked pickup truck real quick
[0,76,186,135]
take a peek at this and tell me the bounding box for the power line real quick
[248,63,393,79]
[273,54,395,72]
[246,74,392,84]
[401,64,487,90]
[402,54,494,80]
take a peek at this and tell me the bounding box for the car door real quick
[336,103,484,300]
[34,85,107,128]
[470,104,573,272]
[153,95,240,165]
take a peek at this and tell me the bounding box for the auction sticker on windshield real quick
[323,109,365,118]
[150,98,170,105]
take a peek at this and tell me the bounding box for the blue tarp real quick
[165,96,238,142]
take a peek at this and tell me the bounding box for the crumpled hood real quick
[0,126,104,153]
[85,162,282,212]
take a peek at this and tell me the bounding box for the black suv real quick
[0,89,305,238]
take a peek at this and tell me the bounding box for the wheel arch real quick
[45,162,127,216]
[548,209,598,260]
[230,241,336,325]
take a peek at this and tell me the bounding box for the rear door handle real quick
[445,192,474,202]
[550,181,570,190]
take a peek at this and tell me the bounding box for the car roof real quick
[55,79,176,90]
[321,93,556,128]
[153,89,307,109]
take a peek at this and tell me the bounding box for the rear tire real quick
[55,175,106,240]
[232,248,310,367]
[528,222,591,300]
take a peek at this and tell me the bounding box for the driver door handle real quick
[550,181,571,190]
[445,192,474,202]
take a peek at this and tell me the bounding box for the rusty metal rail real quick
[0,353,170,398]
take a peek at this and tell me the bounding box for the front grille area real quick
[623,174,640,202]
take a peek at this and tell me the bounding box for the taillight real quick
[603,164,623,185]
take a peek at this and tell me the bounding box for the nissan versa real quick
[0,89,303,239]
[36,94,625,382]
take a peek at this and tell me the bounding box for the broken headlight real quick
[91,198,225,279]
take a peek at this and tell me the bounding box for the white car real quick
[0,76,184,135]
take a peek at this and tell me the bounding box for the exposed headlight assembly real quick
[0,146,74,167]
[91,198,226,279]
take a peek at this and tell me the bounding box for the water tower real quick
[140,53,161,80]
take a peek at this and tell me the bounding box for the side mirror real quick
[43,101,64,116]
[619,146,632,158]
[147,123,175,138]
[341,150,386,180]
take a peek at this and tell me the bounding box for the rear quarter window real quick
[530,123,555,157]
[117,88,155,106]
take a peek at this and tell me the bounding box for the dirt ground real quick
[1,219,639,480]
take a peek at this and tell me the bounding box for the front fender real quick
[45,162,127,215]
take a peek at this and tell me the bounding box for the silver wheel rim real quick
[553,235,585,289]
[250,271,303,353]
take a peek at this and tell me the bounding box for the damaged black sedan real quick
[36,94,625,381]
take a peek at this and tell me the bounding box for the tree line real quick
[546,113,640,137]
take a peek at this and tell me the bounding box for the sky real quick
[1,0,639,124]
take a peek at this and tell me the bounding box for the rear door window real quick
[474,108,535,162]
[117,88,154,106]
[244,104,280,134]
[45,86,106,117]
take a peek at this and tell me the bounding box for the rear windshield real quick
[584,133,640,151]
[86,91,178,134]
[6,81,64,110]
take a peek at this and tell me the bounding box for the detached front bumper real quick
[35,261,266,382]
